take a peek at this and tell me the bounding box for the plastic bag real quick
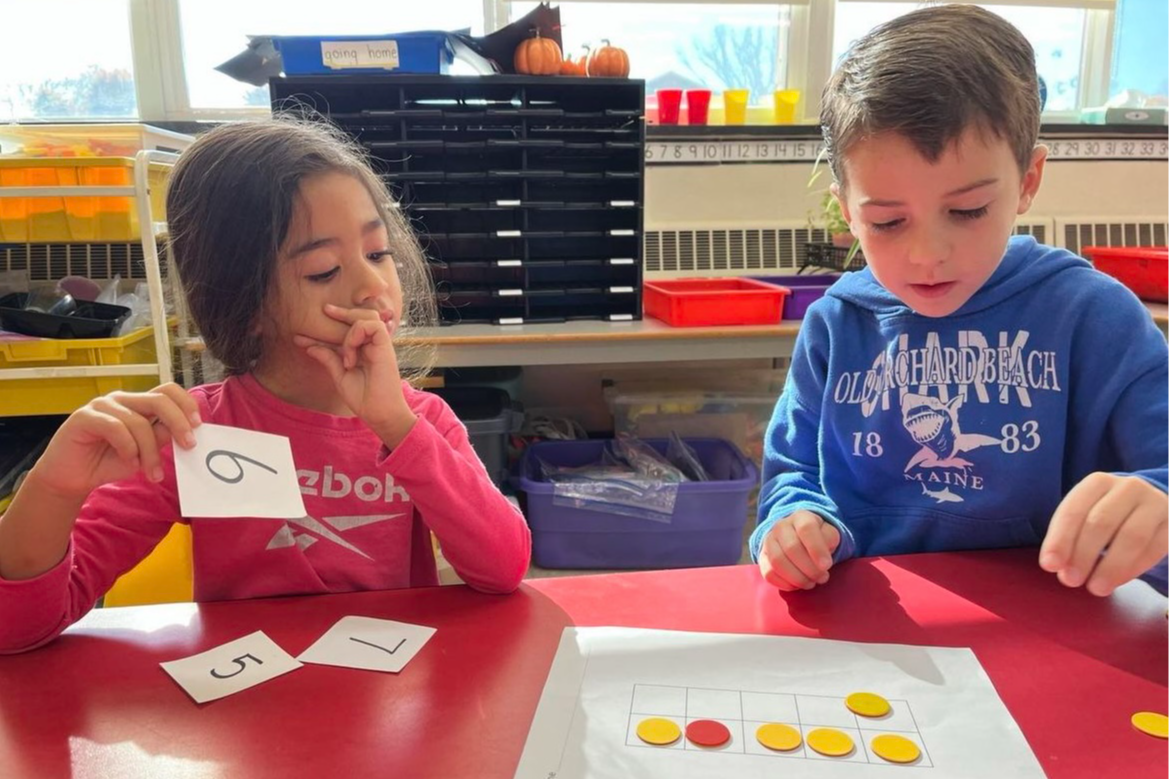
[667,431,709,481]
[98,275,154,334]
[538,434,694,523]
[611,433,688,483]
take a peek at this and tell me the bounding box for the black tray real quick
[0,292,131,339]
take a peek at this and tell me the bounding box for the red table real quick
[0,549,1165,779]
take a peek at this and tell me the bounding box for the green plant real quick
[807,148,863,267]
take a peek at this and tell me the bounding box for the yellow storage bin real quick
[104,522,194,607]
[0,326,161,416]
[0,157,169,243]
[0,123,193,158]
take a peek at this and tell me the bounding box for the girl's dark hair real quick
[821,4,1041,185]
[165,117,437,382]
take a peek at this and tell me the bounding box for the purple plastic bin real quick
[512,438,759,570]
[750,274,839,319]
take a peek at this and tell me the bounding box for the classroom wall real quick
[642,159,1169,227]
[518,158,1168,431]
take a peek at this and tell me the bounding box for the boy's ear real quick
[829,182,852,226]
[1017,145,1048,215]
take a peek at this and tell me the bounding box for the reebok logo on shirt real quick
[297,466,413,504]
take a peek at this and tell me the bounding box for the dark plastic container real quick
[428,386,521,487]
[750,274,839,319]
[512,437,759,569]
[0,293,130,339]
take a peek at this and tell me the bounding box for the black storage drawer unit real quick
[270,75,646,325]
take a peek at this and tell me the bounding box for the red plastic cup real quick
[656,89,683,124]
[685,89,712,125]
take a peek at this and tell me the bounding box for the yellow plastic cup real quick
[773,89,800,124]
[723,89,750,125]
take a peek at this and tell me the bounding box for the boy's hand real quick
[293,303,416,447]
[1040,472,1168,596]
[29,383,202,501]
[758,510,841,591]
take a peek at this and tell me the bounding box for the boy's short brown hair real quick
[821,4,1041,184]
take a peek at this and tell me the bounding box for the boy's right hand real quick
[758,510,841,591]
[29,384,202,501]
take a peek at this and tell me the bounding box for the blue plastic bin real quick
[750,274,839,319]
[274,33,457,76]
[513,438,759,570]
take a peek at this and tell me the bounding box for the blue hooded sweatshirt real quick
[751,236,1168,594]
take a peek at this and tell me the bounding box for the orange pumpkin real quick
[514,33,563,76]
[586,40,630,78]
[559,54,586,76]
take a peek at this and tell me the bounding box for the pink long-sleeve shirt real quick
[0,374,531,652]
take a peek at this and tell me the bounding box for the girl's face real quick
[265,171,403,352]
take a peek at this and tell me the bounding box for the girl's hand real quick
[293,303,416,446]
[30,383,202,501]
[1040,472,1168,596]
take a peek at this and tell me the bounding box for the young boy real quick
[751,5,1168,597]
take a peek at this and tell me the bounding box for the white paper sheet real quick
[174,423,305,519]
[514,627,1045,779]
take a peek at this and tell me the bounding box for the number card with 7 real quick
[173,423,306,519]
[298,616,437,673]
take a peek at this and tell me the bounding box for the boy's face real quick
[832,129,1046,317]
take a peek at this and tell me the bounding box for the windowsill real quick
[646,123,1169,139]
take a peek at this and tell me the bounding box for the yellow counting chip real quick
[637,717,682,746]
[871,734,922,764]
[1131,712,1168,739]
[846,691,891,718]
[807,727,854,757]
[756,722,802,751]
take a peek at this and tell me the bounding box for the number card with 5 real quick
[160,631,303,704]
[173,423,306,519]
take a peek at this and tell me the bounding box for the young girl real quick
[0,120,532,653]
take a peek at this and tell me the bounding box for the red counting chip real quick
[685,719,731,747]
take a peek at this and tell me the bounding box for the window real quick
[508,2,793,103]
[1110,0,1168,101]
[0,0,136,121]
[832,2,1087,112]
[0,1,1135,122]
[178,0,486,110]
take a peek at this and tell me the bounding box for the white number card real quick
[160,631,303,704]
[297,616,437,673]
[174,423,306,519]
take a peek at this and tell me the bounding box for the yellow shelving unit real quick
[0,149,178,414]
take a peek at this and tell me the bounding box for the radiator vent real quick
[644,220,1051,277]
[0,242,153,281]
[1053,217,1168,254]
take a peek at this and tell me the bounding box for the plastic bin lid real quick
[428,386,509,421]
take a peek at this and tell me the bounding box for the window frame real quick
[117,0,1118,123]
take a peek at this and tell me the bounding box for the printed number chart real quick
[513,628,1045,779]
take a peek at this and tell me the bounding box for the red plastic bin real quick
[1082,246,1168,303]
[643,278,790,327]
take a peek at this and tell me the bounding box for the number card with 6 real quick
[173,423,306,519]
